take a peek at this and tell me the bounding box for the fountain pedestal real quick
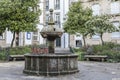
[23,9,79,76]
[23,54,79,76]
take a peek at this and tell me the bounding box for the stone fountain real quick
[23,9,79,76]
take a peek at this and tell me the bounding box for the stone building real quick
[81,0,120,46]
[67,0,120,47]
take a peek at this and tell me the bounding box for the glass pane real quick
[56,38,61,47]
[33,36,38,41]
[76,40,82,47]
[54,0,60,9]
[111,2,119,14]
[92,4,100,15]
[33,31,38,35]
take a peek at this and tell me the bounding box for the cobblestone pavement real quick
[0,61,120,80]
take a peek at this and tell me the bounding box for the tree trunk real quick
[23,32,25,46]
[83,35,86,48]
[100,33,104,45]
[11,31,16,47]
[16,32,19,46]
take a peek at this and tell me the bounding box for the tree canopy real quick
[85,15,116,45]
[63,1,92,46]
[0,0,40,32]
[0,0,41,47]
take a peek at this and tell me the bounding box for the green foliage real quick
[101,50,120,63]
[0,49,6,60]
[74,42,120,62]
[0,44,48,60]
[9,46,31,55]
[0,46,31,60]
[0,0,41,47]
[91,42,120,62]
[76,51,85,61]
[73,48,85,61]
[64,1,92,34]
[73,48,80,52]
[63,1,92,46]
[92,42,120,54]
[92,45,110,54]
[0,0,41,32]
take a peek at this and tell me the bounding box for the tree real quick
[0,0,10,36]
[0,0,41,47]
[63,1,92,47]
[85,15,116,45]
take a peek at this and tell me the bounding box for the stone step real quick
[55,48,71,53]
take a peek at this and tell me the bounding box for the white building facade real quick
[0,0,86,48]
[44,0,70,48]
[0,0,70,48]
[1,0,120,48]
[84,0,120,45]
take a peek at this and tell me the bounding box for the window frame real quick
[91,3,100,16]
[45,14,49,25]
[0,33,5,40]
[111,21,120,39]
[76,40,82,47]
[110,1,120,14]
[54,13,61,28]
[46,0,49,11]
[32,30,39,41]
[92,33,100,40]
[54,0,60,10]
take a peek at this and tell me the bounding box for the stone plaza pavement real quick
[0,61,120,80]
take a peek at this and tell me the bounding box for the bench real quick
[9,55,24,61]
[84,55,108,62]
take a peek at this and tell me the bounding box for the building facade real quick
[68,0,120,47]
[82,0,120,46]
[0,0,70,48]
[44,0,70,48]
[0,0,120,48]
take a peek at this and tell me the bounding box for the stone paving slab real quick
[0,61,120,80]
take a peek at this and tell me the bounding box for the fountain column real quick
[47,37,56,53]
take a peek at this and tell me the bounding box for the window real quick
[46,0,49,11]
[69,0,78,6]
[112,22,120,38]
[69,0,74,5]
[92,33,100,39]
[32,30,39,41]
[54,13,60,28]
[54,0,60,10]
[56,38,61,47]
[76,40,82,47]
[45,14,49,25]
[92,4,100,16]
[0,33,5,40]
[110,2,120,14]
[26,32,31,40]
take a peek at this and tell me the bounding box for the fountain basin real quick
[23,53,79,76]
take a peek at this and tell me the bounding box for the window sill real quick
[0,39,5,40]
[110,13,120,17]
[111,37,120,39]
